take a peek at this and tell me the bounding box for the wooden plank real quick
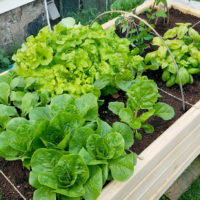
[168,0,200,18]
[0,71,9,76]
[151,145,200,200]
[124,126,200,200]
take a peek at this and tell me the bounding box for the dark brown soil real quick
[151,8,200,36]
[0,158,34,200]
[0,8,200,200]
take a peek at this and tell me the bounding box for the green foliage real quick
[159,195,170,200]
[111,0,145,11]
[142,8,167,21]
[179,176,200,200]
[0,49,11,69]
[128,21,154,54]
[109,76,174,139]
[0,70,51,126]
[145,24,200,87]
[114,10,155,54]
[155,0,169,23]
[0,15,180,200]
[13,20,137,97]
[31,149,88,199]
[67,8,98,26]
[0,93,98,161]
[0,89,136,200]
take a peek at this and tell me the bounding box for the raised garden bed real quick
[0,0,200,200]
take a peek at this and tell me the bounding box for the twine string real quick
[0,170,26,200]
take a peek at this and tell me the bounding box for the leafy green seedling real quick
[109,76,174,139]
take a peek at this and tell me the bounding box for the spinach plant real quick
[109,76,174,139]
[145,23,200,87]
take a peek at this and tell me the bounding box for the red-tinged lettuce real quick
[12,19,137,97]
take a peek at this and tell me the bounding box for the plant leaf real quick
[76,94,98,121]
[0,82,10,105]
[69,127,94,154]
[119,107,134,125]
[33,187,56,200]
[108,102,125,115]
[84,166,102,200]
[109,153,134,182]
[112,122,134,149]
[153,102,174,120]
[29,107,53,121]
[21,92,39,116]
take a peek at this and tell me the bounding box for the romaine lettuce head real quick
[30,149,89,199]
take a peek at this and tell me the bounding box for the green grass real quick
[160,195,170,200]
[159,176,200,200]
[178,176,200,200]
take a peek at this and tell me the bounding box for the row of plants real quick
[0,4,200,200]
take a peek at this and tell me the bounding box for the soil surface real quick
[0,8,200,200]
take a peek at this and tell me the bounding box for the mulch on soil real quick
[0,8,200,200]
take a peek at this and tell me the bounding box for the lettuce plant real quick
[145,23,200,87]
[0,93,98,166]
[0,70,51,132]
[30,149,89,200]
[29,118,136,200]
[108,76,174,139]
[12,19,138,97]
[0,90,137,200]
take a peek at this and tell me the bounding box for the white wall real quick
[0,0,35,14]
